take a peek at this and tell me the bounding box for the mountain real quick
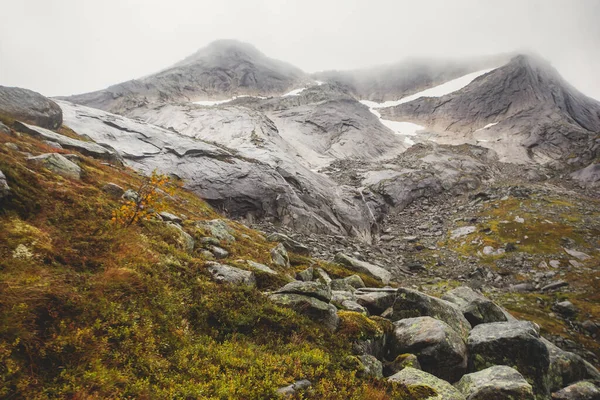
[312,54,510,102]
[61,39,312,114]
[379,54,600,165]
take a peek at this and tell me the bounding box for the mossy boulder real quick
[468,321,550,399]
[275,281,332,303]
[197,219,236,242]
[206,262,256,287]
[390,288,473,340]
[268,293,339,331]
[551,381,600,400]
[542,338,600,393]
[390,316,468,383]
[388,367,466,400]
[28,153,81,180]
[442,286,508,326]
[271,243,291,268]
[455,366,534,400]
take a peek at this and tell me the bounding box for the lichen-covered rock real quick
[206,262,256,287]
[276,379,312,397]
[246,260,277,275]
[355,288,397,315]
[267,232,310,255]
[551,381,600,400]
[276,281,332,303]
[442,286,508,326]
[0,85,63,129]
[210,246,229,259]
[334,253,392,284]
[390,316,468,382]
[386,354,422,376]
[468,321,549,399]
[159,211,183,224]
[542,338,600,393]
[197,219,236,242]
[313,268,332,285]
[296,266,314,281]
[27,153,81,180]
[268,293,339,331]
[455,366,534,400]
[271,243,290,268]
[165,222,195,254]
[0,170,10,199]
[357,354,383,378]
[102,182,125,198]
[388,367,466,400]
[390,288,472,340]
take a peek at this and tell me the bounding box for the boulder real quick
[14,121,120,163]
[390,316,468,382]
[355,288,397,315]
[246,260,277,275]
[390,288,472,340]
[334,253,392,284]
[296,267,314,281]
[165,222,195,254]
[443,286,508,326]
[0,170,10,199]
[197,219,236,242]
[210,246,229,259]
[159,211,183,224]
[313,268,332,285]
[388,367,466,400]
[0,121,10,134]
[122,189,139,202]
[455,366,534,400]
[271,243,290,268]
[206,262,256,287]
[267,232,310,255]
[268,293,339,331]
[552,381,600,400]
[468,321,549,398]
[27,153,81,180]
[357,354,383,378]
[451,226,477,239]
[386,354,422,376]
[0,85,63,129]
[542,338,600,393]
[276,379,312,397]
[102,182,125,198]
[276,281,332,303]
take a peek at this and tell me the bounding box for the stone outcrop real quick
[0,85,62,129]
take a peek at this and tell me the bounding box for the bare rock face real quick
[455,366,534,400]
[379,54,600,167]
[0,86,63,129]
[60,39,311,114]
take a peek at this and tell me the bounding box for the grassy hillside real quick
[0,121,430,399]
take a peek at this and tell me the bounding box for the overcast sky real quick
[1,0,599,99]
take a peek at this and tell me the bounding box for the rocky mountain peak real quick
[174,39,266,67]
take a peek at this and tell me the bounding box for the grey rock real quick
[355,289,397,315]
[334,253,392,284]
[455,366,534,400]
[296,267,314,281]
[467,321,549,398]
[271,243,290,268]
[443,286,508,326]
[210,246,229,259]
[27,153,81,180]
[357,354,383,378]
[542,281,569,292]
[246,260,277,275]
[387,354,422,376]
[197,219,236,242]
[542,338,600,393]
[14,121,120,163]
[276,281,332,303]
[268,293,339,331]
[389,288,472,340]
[388,367,466,400]
[563,248,591,262]
[571,163,600,188]
[314,268,332,285]
[554,301,578,317]
[122,189,139,202]
[102,182,125,198]
[0,170,10,199]
[276,379,312,397]
[165,222,195,254]
[451,226,477,239]
[343,274,366,289]
[159,211,183,224]
[510,283,536,293]
[390,316,468,382]
[0,85,62,129]
[552,381,600,400]
[0,121,10,134]
[267,232,310,255]
[206,262,256,287]
[339,300,368,314]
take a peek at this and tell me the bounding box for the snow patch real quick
[474,122,499,132]
[360,100,425,143]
